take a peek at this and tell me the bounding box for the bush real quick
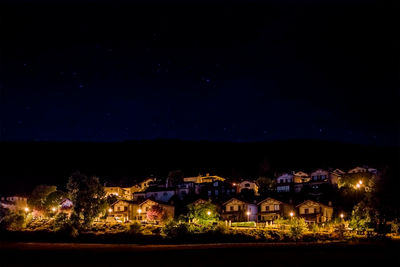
[0,211,27,230]
[52,213,70,231]
[288,218,308,240]
[128,222,142,235]
[162,220,190,239]
[231,221,256,228]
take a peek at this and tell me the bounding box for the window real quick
[304,208,309,214]
[274,205,280,211]
[309,208,314,214]
[230,206,234,211]
[265,206,270,211]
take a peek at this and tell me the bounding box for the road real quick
[0,241,398,266]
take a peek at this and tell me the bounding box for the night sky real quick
[1,1,398,145]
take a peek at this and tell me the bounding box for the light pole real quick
[340,213,344,222]
[207,210,211,216]
[24,207,29,213]
[246,211,250,222]
[138,208,142,221]
[108,208,112,213]
[290,211,294,219]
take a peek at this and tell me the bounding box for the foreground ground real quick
[0,241,399,267]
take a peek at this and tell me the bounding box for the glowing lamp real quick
[108,208,113,213]
[24,207,29,212]
[207,211,211,216]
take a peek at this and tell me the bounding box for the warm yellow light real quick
[24,207,29,212]
[246,211,250,216]
[232,183,236,186]
[356,183,361,188]
[290,212,294,217]
[207,211,211,216]
[358,180,362,185]
[52,207,56,212]
[108,208,113,213]
[138,209,142,214]
[340,213,344,218]
[115,193,119,196]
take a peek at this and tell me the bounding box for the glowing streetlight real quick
[137,208,142,220]
[24,207,29,212]
[232,183,236,186]
[207,211,211,216]
[246,211,250,221]
[358,180,362,185]
[108,208,113,213]
[356,183,361,189]
[52,207,56,212]
[290,211,294,218]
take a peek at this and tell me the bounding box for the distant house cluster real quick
[0,166,378,225]
[103,166,377,224]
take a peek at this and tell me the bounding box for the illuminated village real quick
[1,165,397,242]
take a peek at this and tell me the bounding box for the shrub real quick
[128,222,142,235]
[231,221,256,228]
[52,213,70,231]
[162,220,190,238]
[0,211,27,230]
[288,218,308,240]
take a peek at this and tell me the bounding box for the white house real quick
[238,180,259,195]
[276,173,293,192]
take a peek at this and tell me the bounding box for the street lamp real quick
[24,207,29,212]
[356,183,361,189]
[290,211,294,218]
[207,210,211,216]
[340,213,344,221]
[52,207,56,212]
[108,208,113,213]
[358,180,362,185]
[246,211,250,221]
[138,208,142,221]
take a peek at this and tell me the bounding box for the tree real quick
[256,177,276,196]
[187,200,219,225]
[44,190,68,212]
[67,172,106,229]
[146,205,167,222]
[28,185,57,211]
[338,172,375,190]
[349,201,377,231]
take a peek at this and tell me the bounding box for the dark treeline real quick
[1,139,398,194]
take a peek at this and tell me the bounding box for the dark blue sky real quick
[1,1,398,145]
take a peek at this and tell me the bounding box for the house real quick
[258,198,293,223]
[138,199,175,223]
[183,174,226,184]
[221,198,257,222]
[309,169,330,189]
[0,195,28,211]
[133,188,175,202]
[200,180,236,200]
[329,168,345,185]
[296,200,333,223]
[293,171,310,192]
[108,200,137,222]
[348,166,377,175]
[238,180,259,195]
[276,173,293,192]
